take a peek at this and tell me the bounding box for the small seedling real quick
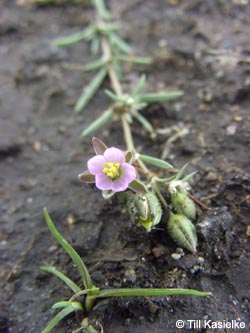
[41,209,211,333]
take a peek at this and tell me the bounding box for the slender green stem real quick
[151,179,169,209]
[100,31,155,183]
[97,10,171,211]
[121,114,135,151]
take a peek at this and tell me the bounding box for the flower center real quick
[102,162,121,179]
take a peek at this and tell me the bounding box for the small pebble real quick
[124,269,137,283]
[206,172,218,181]
[152,246,164,258]
[198,256,205,264]
[47,245,58,253]
[226,124,237,135]
[171,253,182,260]
[190,265,201,274]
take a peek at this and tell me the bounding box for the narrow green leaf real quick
[82,58,106,72]
[92,136,107,155]
[182,171,197,183]
[91,288,211,299]
[152,176,175,184]
[99,22,121,33]
[110,33,132,54]
[53,32,87,46]
[116,55,152,65]
[74,67,107,113]
[69,287,100,302]
[135,113,154,134]
[40,266,81,293]
[132,75,146,96]
[41,303,82,333]
[175,163,188,180]
[90,37,100,55]
[51,301,70,309]
[128,179,148,194]
[91,0,112,20]
[53,26,94,46]
[52,301,83,310]
[139,91,184,102]
[104,89,121,102]
[43,208,93,290]
[125,113,133,124]
[81,109,113,137]
[112,60,123,79]
[140,154,173,170]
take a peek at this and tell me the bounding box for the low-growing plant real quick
[41,209,211,333]
[53,0,199,251]
[40,0,211,331]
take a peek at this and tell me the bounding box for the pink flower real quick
[87,147,136,192]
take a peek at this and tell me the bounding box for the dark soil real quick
[1,1,250,332]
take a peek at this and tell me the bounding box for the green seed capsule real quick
[128,192,162,232]
[167,213,197,253]
[171,192,196,220]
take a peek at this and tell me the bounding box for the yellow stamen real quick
[103,162,121,179]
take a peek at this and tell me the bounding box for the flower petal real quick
[95,173,113,190]
[104,147,125,163]
[111,178,129,192]
[121,163,136,183]
[87,155,105,175]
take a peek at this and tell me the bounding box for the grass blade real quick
[91,288,211,298]
[74,67,107,113]
[81,109,113,137]
[140,154,173,170]
[43,208,93,290]
[52,301,83,310]
[139,91,184,102]
[41,303,83,333]
[40,266,81,293]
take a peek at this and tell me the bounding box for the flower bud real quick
[167,213,197,253]
[171,192,196,220]
[128,192,162,232]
